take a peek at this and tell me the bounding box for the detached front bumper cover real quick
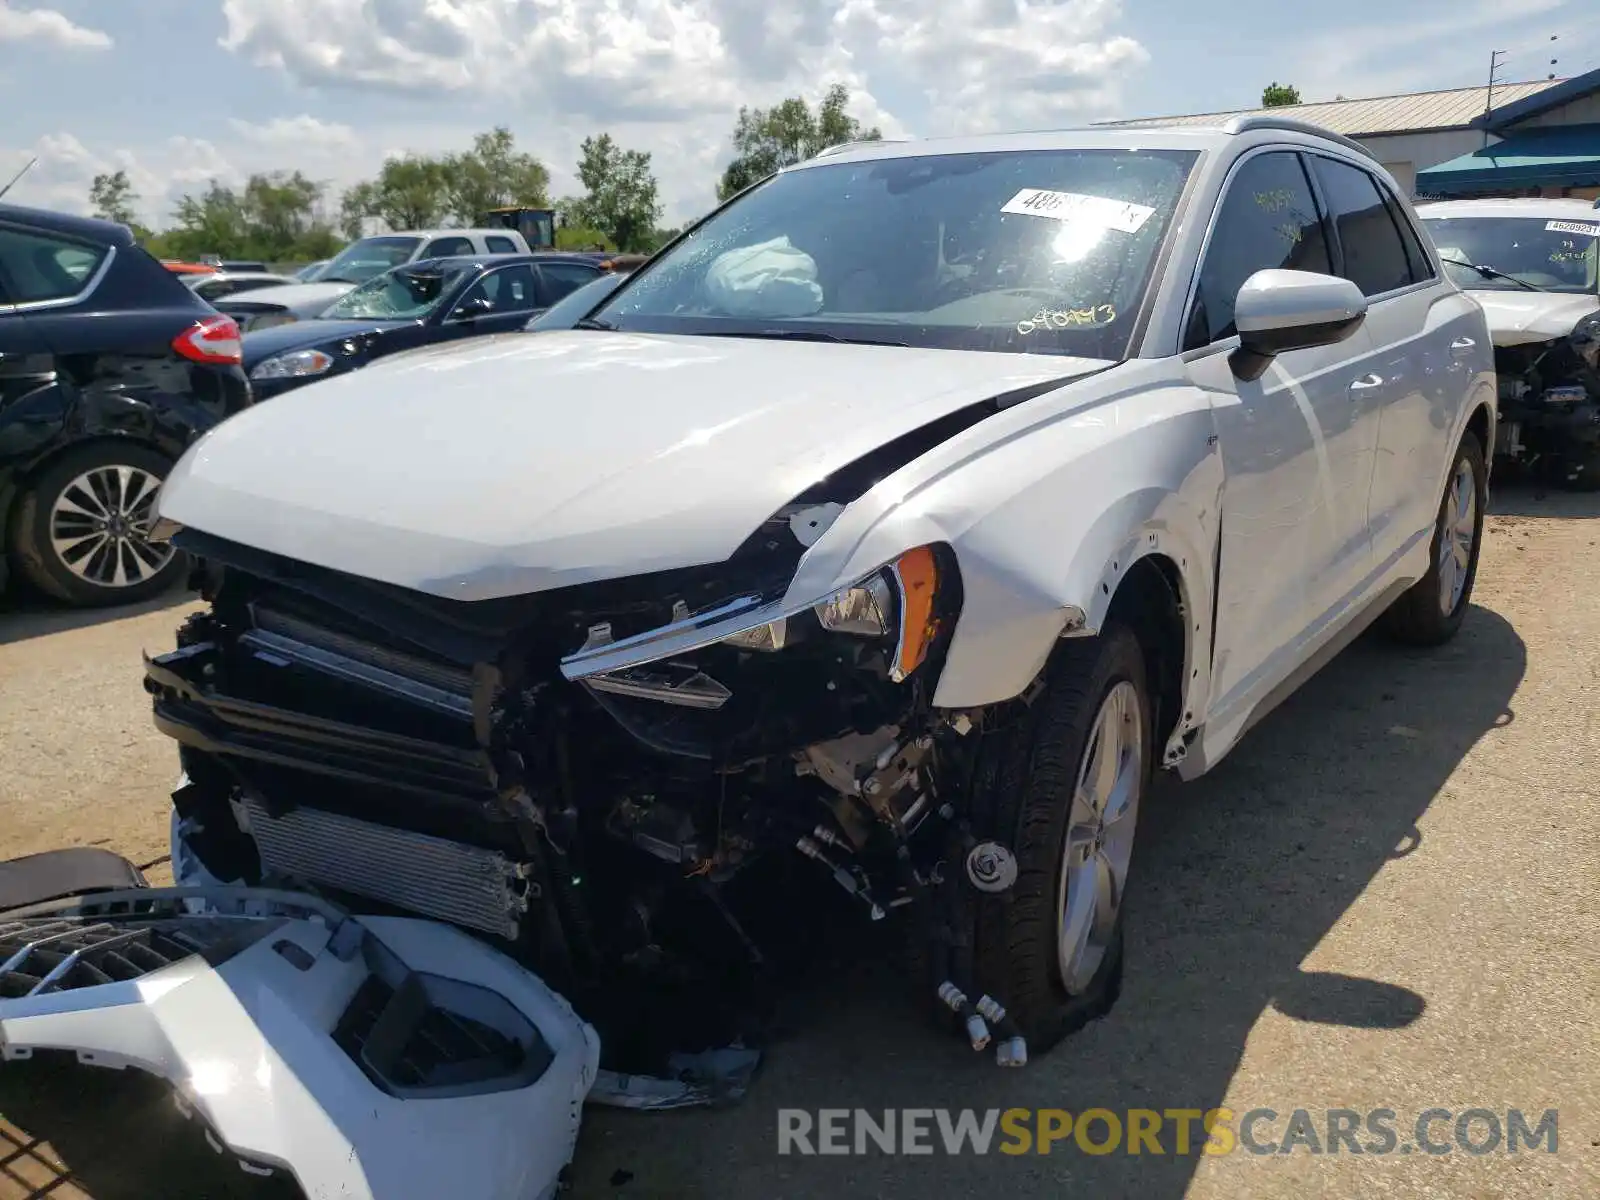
[0,886,600,1200]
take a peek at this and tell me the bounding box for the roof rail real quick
[812,137,911,160]
[1222,115,1378,162]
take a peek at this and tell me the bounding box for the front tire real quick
[11,443,185,608]
[1380,430,1486,646]
[964,625,1152,1053]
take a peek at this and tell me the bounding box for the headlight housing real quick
[719,546,944,682]
[250,348,333,381]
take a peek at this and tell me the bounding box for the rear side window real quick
[1186,151,1332,348]
[0,225,109,304]
[485,236,518,254]
[1308,156,1413,296]
[423,236,475,258]
[535,262,601,305]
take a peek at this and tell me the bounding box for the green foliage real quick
[1261,82,1301,108]
[146,171,342,262]
[443,127,550,225]
[88,169,137,226]
[555,225,616,252]
[105,126,667,262]
[716,84,881,202]
[564,134,662,253]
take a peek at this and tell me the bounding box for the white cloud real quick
[213,0,1148,224]
[0,1,110,49]
[228,114,361,155]
[1,133,235,226]
[218,0,1147,137]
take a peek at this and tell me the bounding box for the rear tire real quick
[1380,430,1486,646]
[11,442,185,608]
[961,624,1152,1053]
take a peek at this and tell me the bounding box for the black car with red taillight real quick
[0,203,251,607]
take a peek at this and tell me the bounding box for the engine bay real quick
[143,523,1014,1076]
[1491,313,1600,485]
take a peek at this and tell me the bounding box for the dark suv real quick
[0,204,251,607]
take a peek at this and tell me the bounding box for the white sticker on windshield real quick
[1545,219,1600,238]
[1000,189,1155,234]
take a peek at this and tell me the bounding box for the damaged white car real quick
[126,119,1494,1093]
[1416,198,1600,487]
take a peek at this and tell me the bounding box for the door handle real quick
[1347,373,1385,397]
[1450,336,1476,357]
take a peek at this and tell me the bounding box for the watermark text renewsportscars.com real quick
[777,1107,1559,1157]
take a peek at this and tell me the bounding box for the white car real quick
[1415,198,1600,487]
[145,117,1494,1069]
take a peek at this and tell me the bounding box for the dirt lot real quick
[1,487,1597,1199]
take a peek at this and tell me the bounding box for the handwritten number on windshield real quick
[1017,303,1117,335]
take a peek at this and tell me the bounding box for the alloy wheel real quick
[48,465,175,589]
[1057,679,1143,995]
[1436,457,1477,616]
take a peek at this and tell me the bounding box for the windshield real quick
[589,148,1199,358]
[527,272,625,331]
[1420,215,1600,294]
[318,236,424,284]
[320,263,471,320]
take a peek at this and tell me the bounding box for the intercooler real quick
[235,798,535,940]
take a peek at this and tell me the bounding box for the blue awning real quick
[1416,123,1600,195]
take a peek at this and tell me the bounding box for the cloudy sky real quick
[1,0,1594,230]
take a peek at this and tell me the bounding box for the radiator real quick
[237,799,534,940]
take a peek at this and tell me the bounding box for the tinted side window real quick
[1380,188,1435,282]
[536,262,600,304]
[454,264,541,315]
[423,236,475,258]
[485,236,518,254]
[0,226,109,304]
[1186,152,1331,348]
[1309,156,1413,296]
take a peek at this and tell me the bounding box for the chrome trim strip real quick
[585,669,733,710]
[6,243,117,314]
[559,591,781,680]
[239,628,474,718]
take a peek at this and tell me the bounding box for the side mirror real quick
[1230,269,1367,383]
[452,295,495,322]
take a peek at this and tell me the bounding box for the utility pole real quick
[1483,49,1507,148]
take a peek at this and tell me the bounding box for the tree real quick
[341,154,454,232]
[339,181,378,240]
[716,84,880,201]
[1261,82,1301,108]
[241,170,336,261]
[88,170,138,226]
[567,134,662,253]
[444,127,550,225]
[160,181,249,260]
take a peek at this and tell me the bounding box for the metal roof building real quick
[1096,71,1600,199]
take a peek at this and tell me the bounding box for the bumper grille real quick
[0,920,190,999]
[239,799,535,940]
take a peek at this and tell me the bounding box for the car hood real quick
[242,318,417,365]
[220,281,357,316]
[1468,289,1600,346]
[158,330,1111,600]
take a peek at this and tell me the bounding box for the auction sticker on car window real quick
[1546,220,1600,237]
[1001,189,1156,234]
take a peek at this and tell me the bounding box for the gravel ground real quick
[1,485,1596,1199]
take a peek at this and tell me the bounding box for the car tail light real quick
[172,314,242,366]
